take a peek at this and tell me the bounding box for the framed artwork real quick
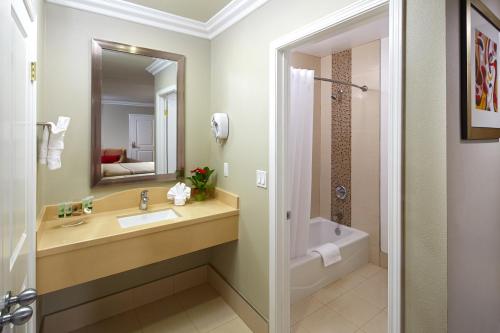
[461,0,500,140]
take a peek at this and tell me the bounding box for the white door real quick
[129,114,155,162]
[0,0,38,332]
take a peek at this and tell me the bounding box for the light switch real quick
[223,162,229,177]
[256,170,267,188]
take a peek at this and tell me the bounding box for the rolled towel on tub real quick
[312,243,342,267]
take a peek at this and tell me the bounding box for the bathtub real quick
[290,217,369,304]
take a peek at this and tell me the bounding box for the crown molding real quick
[206,0,269,38]
[145,59,174,76]
[46,0,208,38]
[45,0,269,40]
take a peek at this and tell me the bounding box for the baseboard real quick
[40,264,268,333]
[207,265,269,333]
[41,265,208,333]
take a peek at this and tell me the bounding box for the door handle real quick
[132,141,137,148]
[3,289,37,310]
[0,306,33,332]
[0,289,37,333]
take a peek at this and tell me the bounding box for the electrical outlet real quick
[256,170,267,188]
[223,162,229,177]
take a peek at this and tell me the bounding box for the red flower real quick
[191,168,207,174]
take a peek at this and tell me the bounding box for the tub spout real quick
[332,213,343,236]
[332,213,343,224]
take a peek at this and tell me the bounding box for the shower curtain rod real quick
[314,77,368,92]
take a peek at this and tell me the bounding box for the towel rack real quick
[36,122,53,128]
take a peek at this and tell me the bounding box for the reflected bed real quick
[102,162,155,177]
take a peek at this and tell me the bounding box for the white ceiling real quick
[102,49,155,82]
[123,0,233,22]
[294,13,389,57]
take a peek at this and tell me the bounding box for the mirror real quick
[91,39,185,185]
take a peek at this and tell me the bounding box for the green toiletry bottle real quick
[58,203,65,218]
[65,202,73,217]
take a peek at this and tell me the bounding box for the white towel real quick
[46,116,71,170]
[38,125,50,165]
[167,182,191,206]
[313,243,342,267]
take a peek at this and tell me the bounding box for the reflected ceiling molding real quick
[45,0,270,40]
[101,97,154,108]
[145,59,174,76]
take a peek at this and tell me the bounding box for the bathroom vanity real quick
[36,187,239,294]
[34,38,241,296]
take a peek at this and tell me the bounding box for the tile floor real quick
[71,284,252,333]
[291,263,388,333]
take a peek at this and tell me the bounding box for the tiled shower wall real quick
[330,49,352,226]
[329,42,382,265]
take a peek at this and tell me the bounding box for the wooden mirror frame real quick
[91,39,185,186]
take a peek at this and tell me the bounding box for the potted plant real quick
[186,167,215,201]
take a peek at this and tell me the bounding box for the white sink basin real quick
[118,209,178,229]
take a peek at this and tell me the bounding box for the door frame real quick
[155,85,177,174]
[268,0,404,332]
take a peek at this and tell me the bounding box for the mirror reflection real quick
[99,49,178,180]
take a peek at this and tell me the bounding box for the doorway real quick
[268,0,403,332]
[128,114,155,162]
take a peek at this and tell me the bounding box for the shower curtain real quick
[289,67,314,259]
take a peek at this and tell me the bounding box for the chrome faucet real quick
[140,190,149,210]
[332,212,343,223]
[332,212,343,236]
